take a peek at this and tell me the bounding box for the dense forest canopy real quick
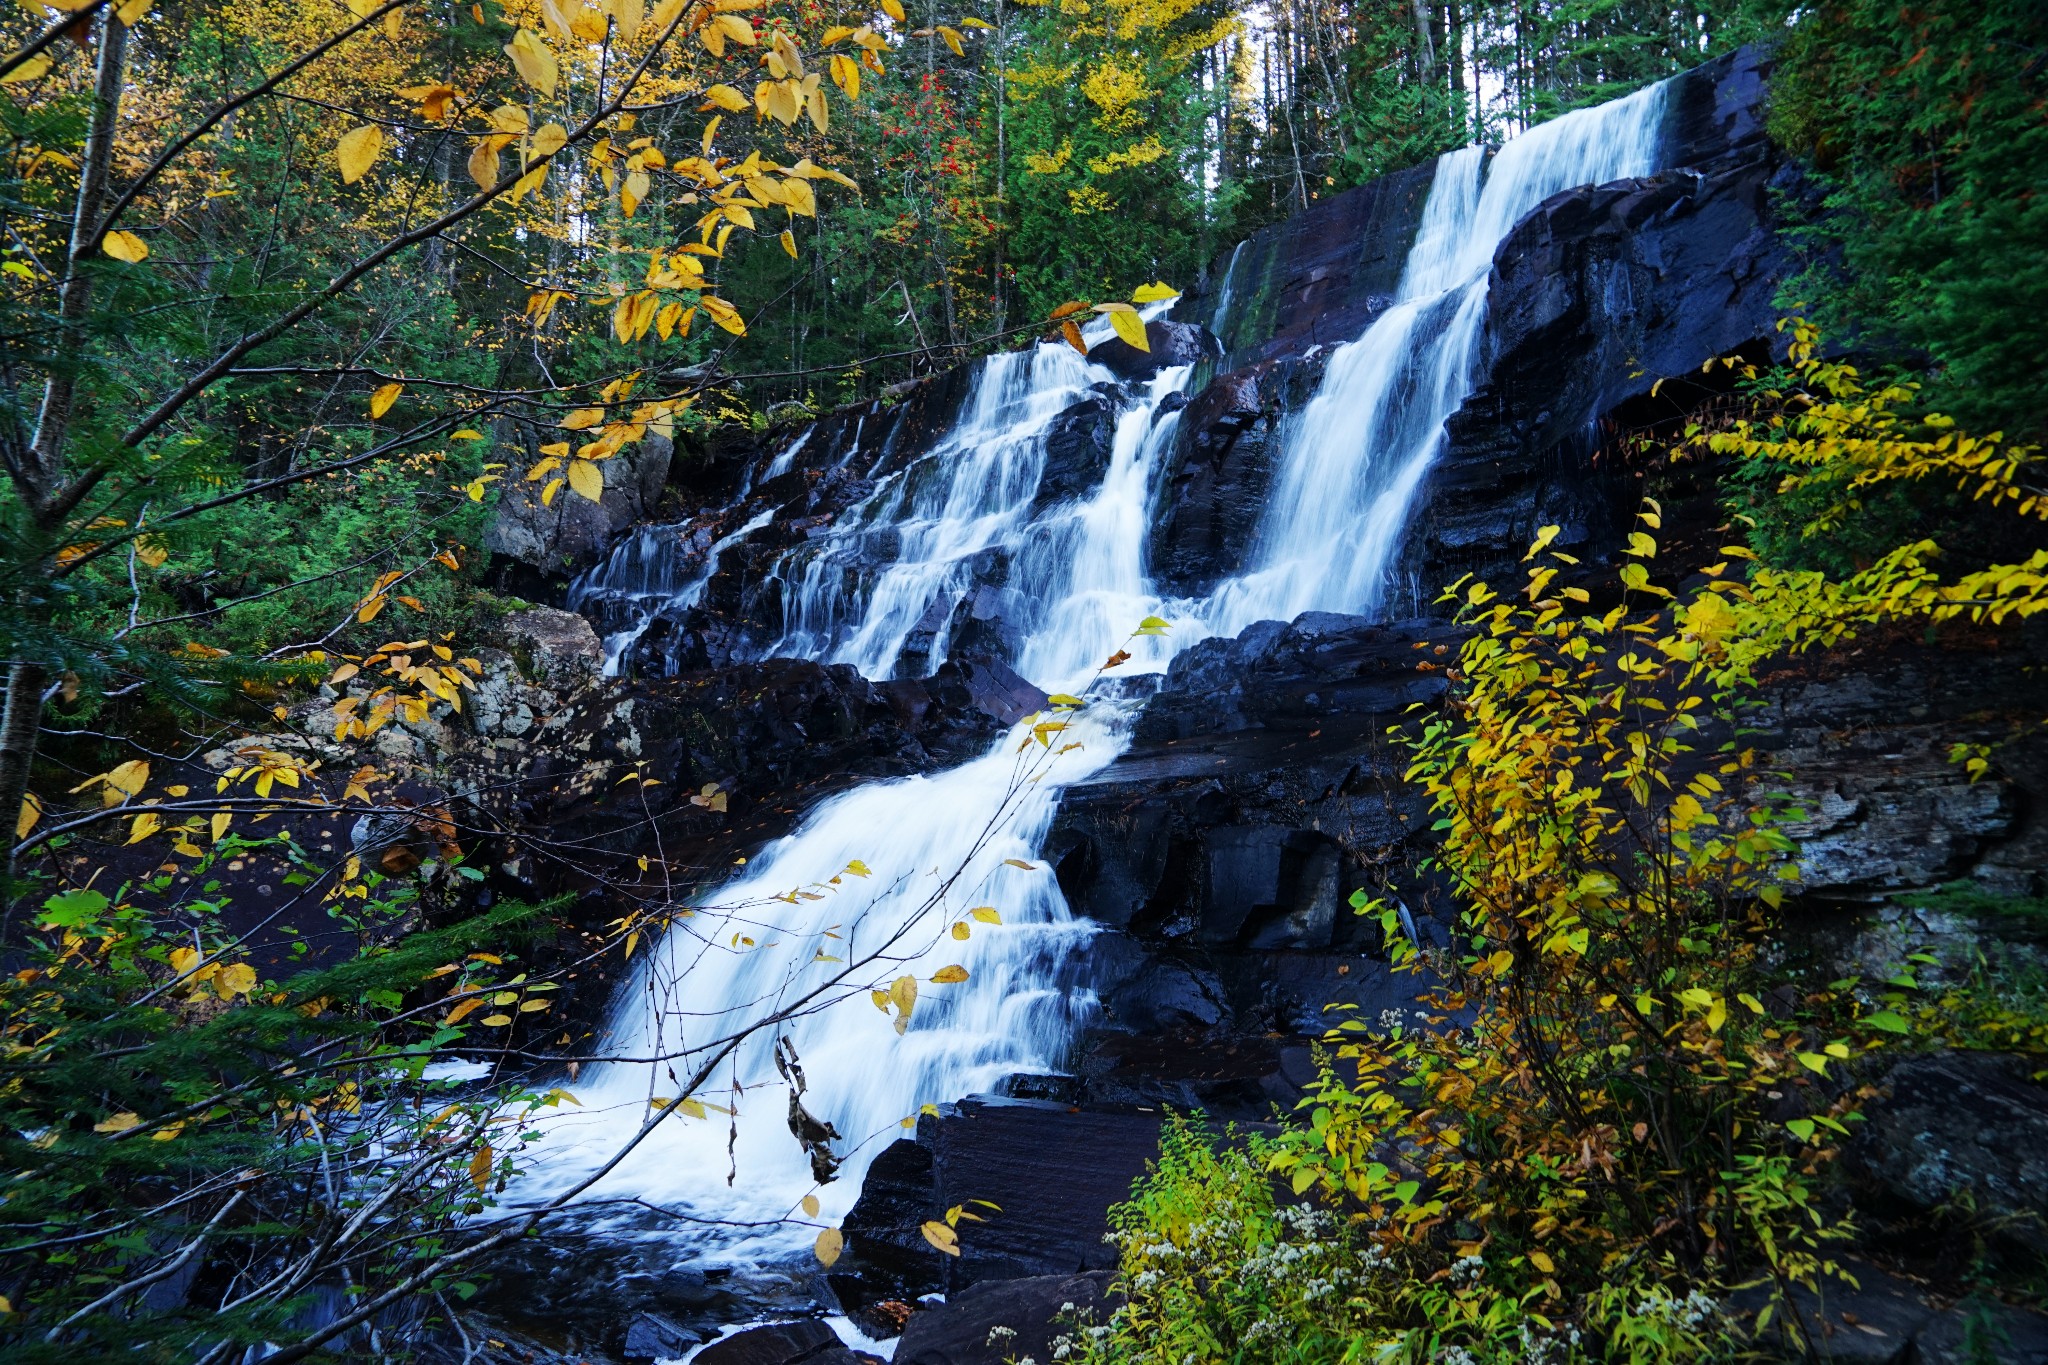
[0,0,2042,1353]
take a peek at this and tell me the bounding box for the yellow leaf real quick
[369,382,402,418]
[567,459,605,502]
[1529,1249,1555,1273]
[506,28,559,95]
[612,0,645,42]
[490,105,530,134]
[1131,281,1179,303]
[781,177,817,216]
[879,0,904,20]
[15,792,40,840]
[890,973,918,1023]
[722,201,755,230]
[801,1194,821,1217]
[468,138,503,190]
[711,12,756,44]
[216,962,257,998]
[814,1226,844,1265]
[211,811,231,842]
[1003,858,1036,870]
[1108,309,1149,351]
[931,964,969,984]
[699,294,746,335]
[704,82,750,111]
[480,1013,513,1027]
[937,23,963,54]
[970,906,1000,923]
[127,811,162,844]
[531,121,568,156]
[1,55,51,84]
[101,230,149,263]
[509,163,548,201]
[780,229,797,258]
[94,1111,141,1134]
[950,921,970,940]
[471,1143,494,1191]
[335,124,384,184]
[623,169,651,216]
[920,1219,959,1255]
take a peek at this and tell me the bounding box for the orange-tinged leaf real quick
[937,24,963,54]
[1060,320,1086,354]
[470,1143,494,1191]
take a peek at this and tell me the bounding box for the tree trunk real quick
[2,15,128,881]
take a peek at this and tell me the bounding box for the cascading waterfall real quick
[1203,78,1667,635]
[571,509,776,676]
[529,75,1673,1258]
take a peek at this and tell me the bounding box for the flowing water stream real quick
[521,75,1670,1262]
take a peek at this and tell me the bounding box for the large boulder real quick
[1086,320,1217,380]
[486,432,675,573]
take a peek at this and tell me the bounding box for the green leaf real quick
[1863,1010,1910,1034]
[39,888,111,928]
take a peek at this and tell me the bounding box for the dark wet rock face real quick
[892,1271,1120,1365]
[1845,1050,2048,1265]
[1086,320,1218,380]
[834,1100,1161,1308]
[694,1320,876,1365]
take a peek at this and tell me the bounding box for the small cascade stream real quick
[522,75,1674,1264]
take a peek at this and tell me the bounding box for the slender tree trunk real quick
[1411,0,1438,84]
[2,15,128,883]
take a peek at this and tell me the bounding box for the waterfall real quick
[570,509,776,676]
[529,76,1673,1258]
[1203,78,1667,634]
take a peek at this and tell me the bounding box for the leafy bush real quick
[1083,326,2048,1363]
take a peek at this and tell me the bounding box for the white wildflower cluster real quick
[1516,1321,1581,1365]
[1633,1286,1718,1331]
[1436,1347,1478,1365]
[1050,1332,1076,1359]
[1448,1253,1487,1286]
[986,1325,1017,1348]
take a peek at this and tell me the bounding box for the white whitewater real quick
[1203,78,1667,634]
[528,77,1671,1256]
